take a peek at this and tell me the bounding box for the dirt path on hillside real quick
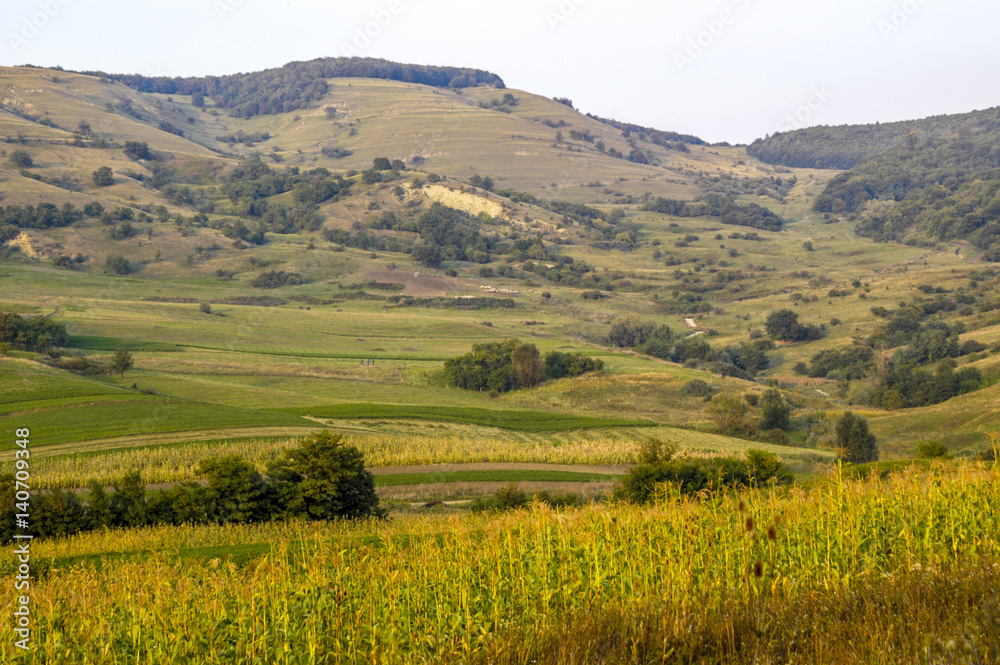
[59,463,631,495]
[952,241,984,263]
[380,481,618,501]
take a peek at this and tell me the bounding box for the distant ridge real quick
[748,106,1000,170]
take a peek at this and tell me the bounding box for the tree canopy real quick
[444,339,602,393]
[80,57,504,119]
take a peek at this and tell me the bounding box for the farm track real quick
[368,462,630,475]
[59,463,630,495]
[22,426,332,458]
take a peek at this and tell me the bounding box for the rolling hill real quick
[2,57,1000,484]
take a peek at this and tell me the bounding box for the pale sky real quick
[3,0,998,144]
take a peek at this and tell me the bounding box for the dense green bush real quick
[765,309,823,342]
[680,379,716,398]
[0,311,70,351]
[251,271,306,288]
[614,444,791,504]
[444,340,602,393]
[9,150,33,168]
[104,254,132,275]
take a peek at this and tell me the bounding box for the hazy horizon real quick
[3,0,999,144]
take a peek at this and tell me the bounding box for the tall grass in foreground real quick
[2,463,997,663]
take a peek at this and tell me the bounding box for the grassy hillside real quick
[3,57,1000,665]
[2,62,1000,507]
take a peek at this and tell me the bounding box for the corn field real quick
[2,462,997,663]
[8,426,802,489]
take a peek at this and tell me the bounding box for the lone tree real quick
[836,411,879,464]
[111,348,134,378]
[10,150,33,168]
[123,141,151,160]
[267,431,384,520]
[759,388,790,430]
[104,254,131,275]
[765,309,821,342]
[511,342,544,389]
[92,166,114,187]
[706,393,750,437]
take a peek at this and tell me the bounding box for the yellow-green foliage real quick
[17,425,823,489]
[2,463,997,663]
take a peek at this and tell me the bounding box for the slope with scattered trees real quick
[77,57,505,118]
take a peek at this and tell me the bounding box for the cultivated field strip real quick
[2,424,826,489]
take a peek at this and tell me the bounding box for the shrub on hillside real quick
[251,271,305,288]
[104,254,131,275]
[765,309,823,342]
[680,379,717,398]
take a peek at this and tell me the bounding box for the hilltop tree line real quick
[747,106,1000,169]
[585,114,706,147]
[0,432,382,543]
[79,57,505,118]
[444,339,603,394]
